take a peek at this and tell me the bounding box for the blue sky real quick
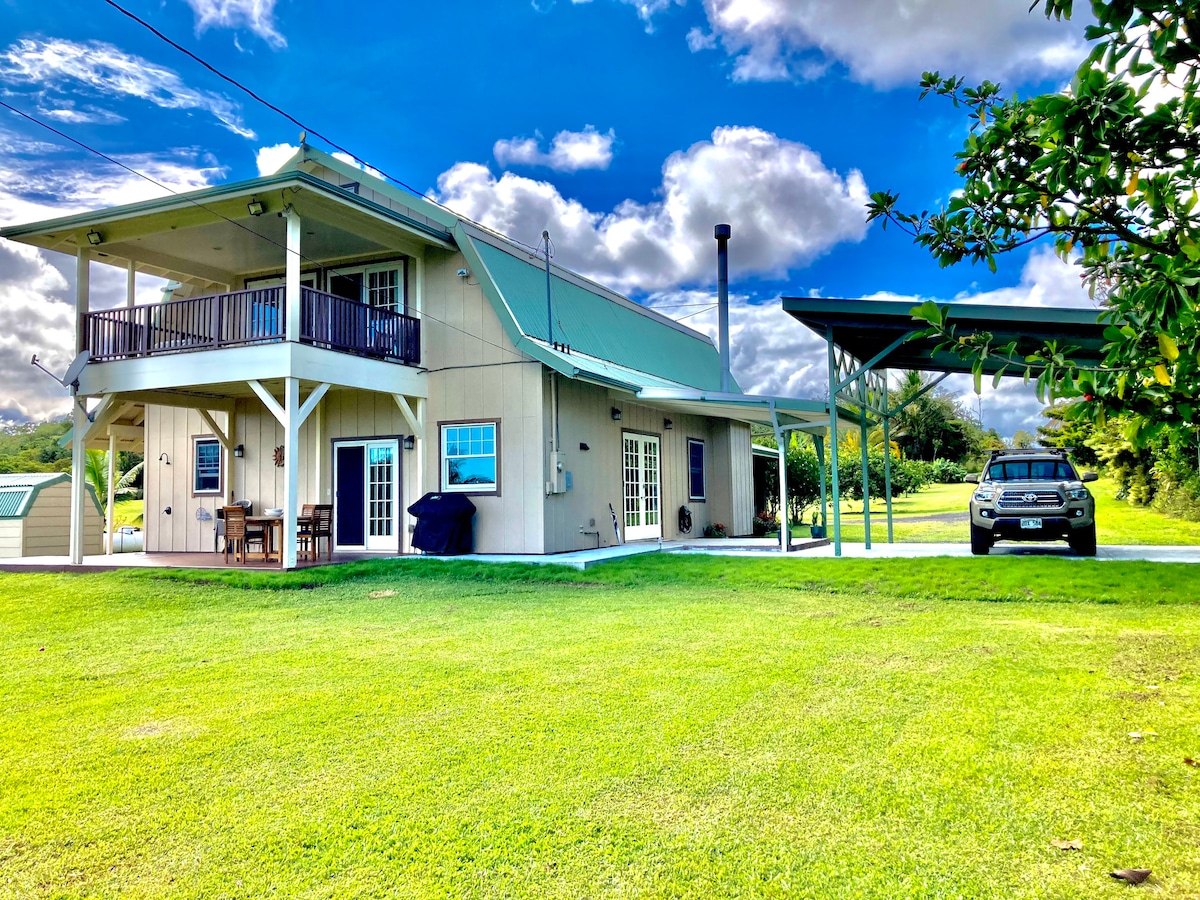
[0,0,1099,432]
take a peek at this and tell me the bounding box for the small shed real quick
[0,474,104,558]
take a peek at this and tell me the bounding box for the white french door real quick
[622,432,661,541]
[333,439,400,551]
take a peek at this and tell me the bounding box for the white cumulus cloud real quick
[183,0,287,48]
[442,125,869,293]
[626,0,1089,87]
[0,137,218,421]
[494,126,617,172]
[0,38,255,138]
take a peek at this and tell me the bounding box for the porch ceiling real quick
[1,173,452,288]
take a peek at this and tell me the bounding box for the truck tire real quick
[970,523,992,556]
[1068,523,1097,557]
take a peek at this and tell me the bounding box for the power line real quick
[97,0,546,259]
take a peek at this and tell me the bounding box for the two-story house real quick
[2,145,834,567]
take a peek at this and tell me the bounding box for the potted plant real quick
[809,509,825,538]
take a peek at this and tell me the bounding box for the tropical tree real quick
[85,450,144,526]
[887,371,985,461]
[840,426,901,459]
[868,0,1200,449]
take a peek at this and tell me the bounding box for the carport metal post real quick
[769,400,789,554]
[860,414,871,550]
[814,433,827,533]
[826,326,841,557]
[882,376,895,543]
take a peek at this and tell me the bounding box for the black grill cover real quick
[407,492,476,555]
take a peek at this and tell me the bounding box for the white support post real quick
[282,376,300,569]
[126,259,136,308]
[106,433,116,555]
[284,207,301,343]
[777,434,789,553]
[69,398,88,565]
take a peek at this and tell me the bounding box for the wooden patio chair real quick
[222,505,265,564]
[310,504,333,561]
[297,504,316,560]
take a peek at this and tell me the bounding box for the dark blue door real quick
[335,445,365,546]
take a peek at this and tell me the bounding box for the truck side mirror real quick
[1082,472,1099,483]
[963,474,979,484]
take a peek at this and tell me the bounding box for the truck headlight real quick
[1067,488,1089,501]
[973,490,996,502]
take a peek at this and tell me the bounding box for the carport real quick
[781,297,1109,556]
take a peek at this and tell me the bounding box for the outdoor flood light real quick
[247,198,265,216]
[86,230,103,246]
[611,407,622,421]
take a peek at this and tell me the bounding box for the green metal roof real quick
[463,229,733,393]
[0,473,103,519]
[782,297,1108,375]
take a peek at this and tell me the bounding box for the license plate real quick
[1020,517,1042,530]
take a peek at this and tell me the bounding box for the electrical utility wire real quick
[0,100,530,364]
[98,0,545,258]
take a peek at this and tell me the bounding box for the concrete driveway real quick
[795,542,1200,563]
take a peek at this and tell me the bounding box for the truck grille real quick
[996,489,1064,510]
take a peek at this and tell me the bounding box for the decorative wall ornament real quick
[273,445,285,467]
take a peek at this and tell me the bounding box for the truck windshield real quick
[986,460,1076,481]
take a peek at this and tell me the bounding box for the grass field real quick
[2,556,1198,898]
[795,479,1200,545]
[111,498,144,529]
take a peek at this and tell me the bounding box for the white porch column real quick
[282,376,300,568]
[106,433,116,554]
[284,207,301,343]
[126,259,136,308]
[69,398,88,565]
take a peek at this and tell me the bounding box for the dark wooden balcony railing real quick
[81,286,420,366]
[83,287,285,360]
[300,288,420,365]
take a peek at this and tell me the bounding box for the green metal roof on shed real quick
[463,230,735,393]
[0,473,103,518]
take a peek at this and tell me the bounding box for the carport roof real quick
[782,297,1109,375]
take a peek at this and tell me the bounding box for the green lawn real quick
[2,556,1199,898]
[794,479,1200,545]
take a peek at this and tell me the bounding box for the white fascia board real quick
[77,343,427,399]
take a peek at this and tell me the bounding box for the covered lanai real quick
[781,297,1109,556]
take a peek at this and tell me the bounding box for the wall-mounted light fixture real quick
[247,198,265,216]
[663,418,674,430]
[610,407,622,421]
[456,268,470,278]
[158,452,170,465]
[86,230,103,246]
[403,435,416,450]
[579,442,590,452]
[233,444,245,458]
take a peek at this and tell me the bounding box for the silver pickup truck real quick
[965,449,1098,556]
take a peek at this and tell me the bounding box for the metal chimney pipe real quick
[715,223,732,393]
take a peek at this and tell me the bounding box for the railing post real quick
[211,293,221,349]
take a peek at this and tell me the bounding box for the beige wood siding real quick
[543,377,754,551]
[144,406,231,552]
[0,521,22,557]
[421,249,545,554]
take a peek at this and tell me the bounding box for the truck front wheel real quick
[970,523,992,556]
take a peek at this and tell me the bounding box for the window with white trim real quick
[441,422,498,493]
[688,438,706,501]
[193,437,222,494]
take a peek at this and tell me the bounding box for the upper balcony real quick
[83,286,420,366]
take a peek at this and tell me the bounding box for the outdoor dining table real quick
[244,514,315,565]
